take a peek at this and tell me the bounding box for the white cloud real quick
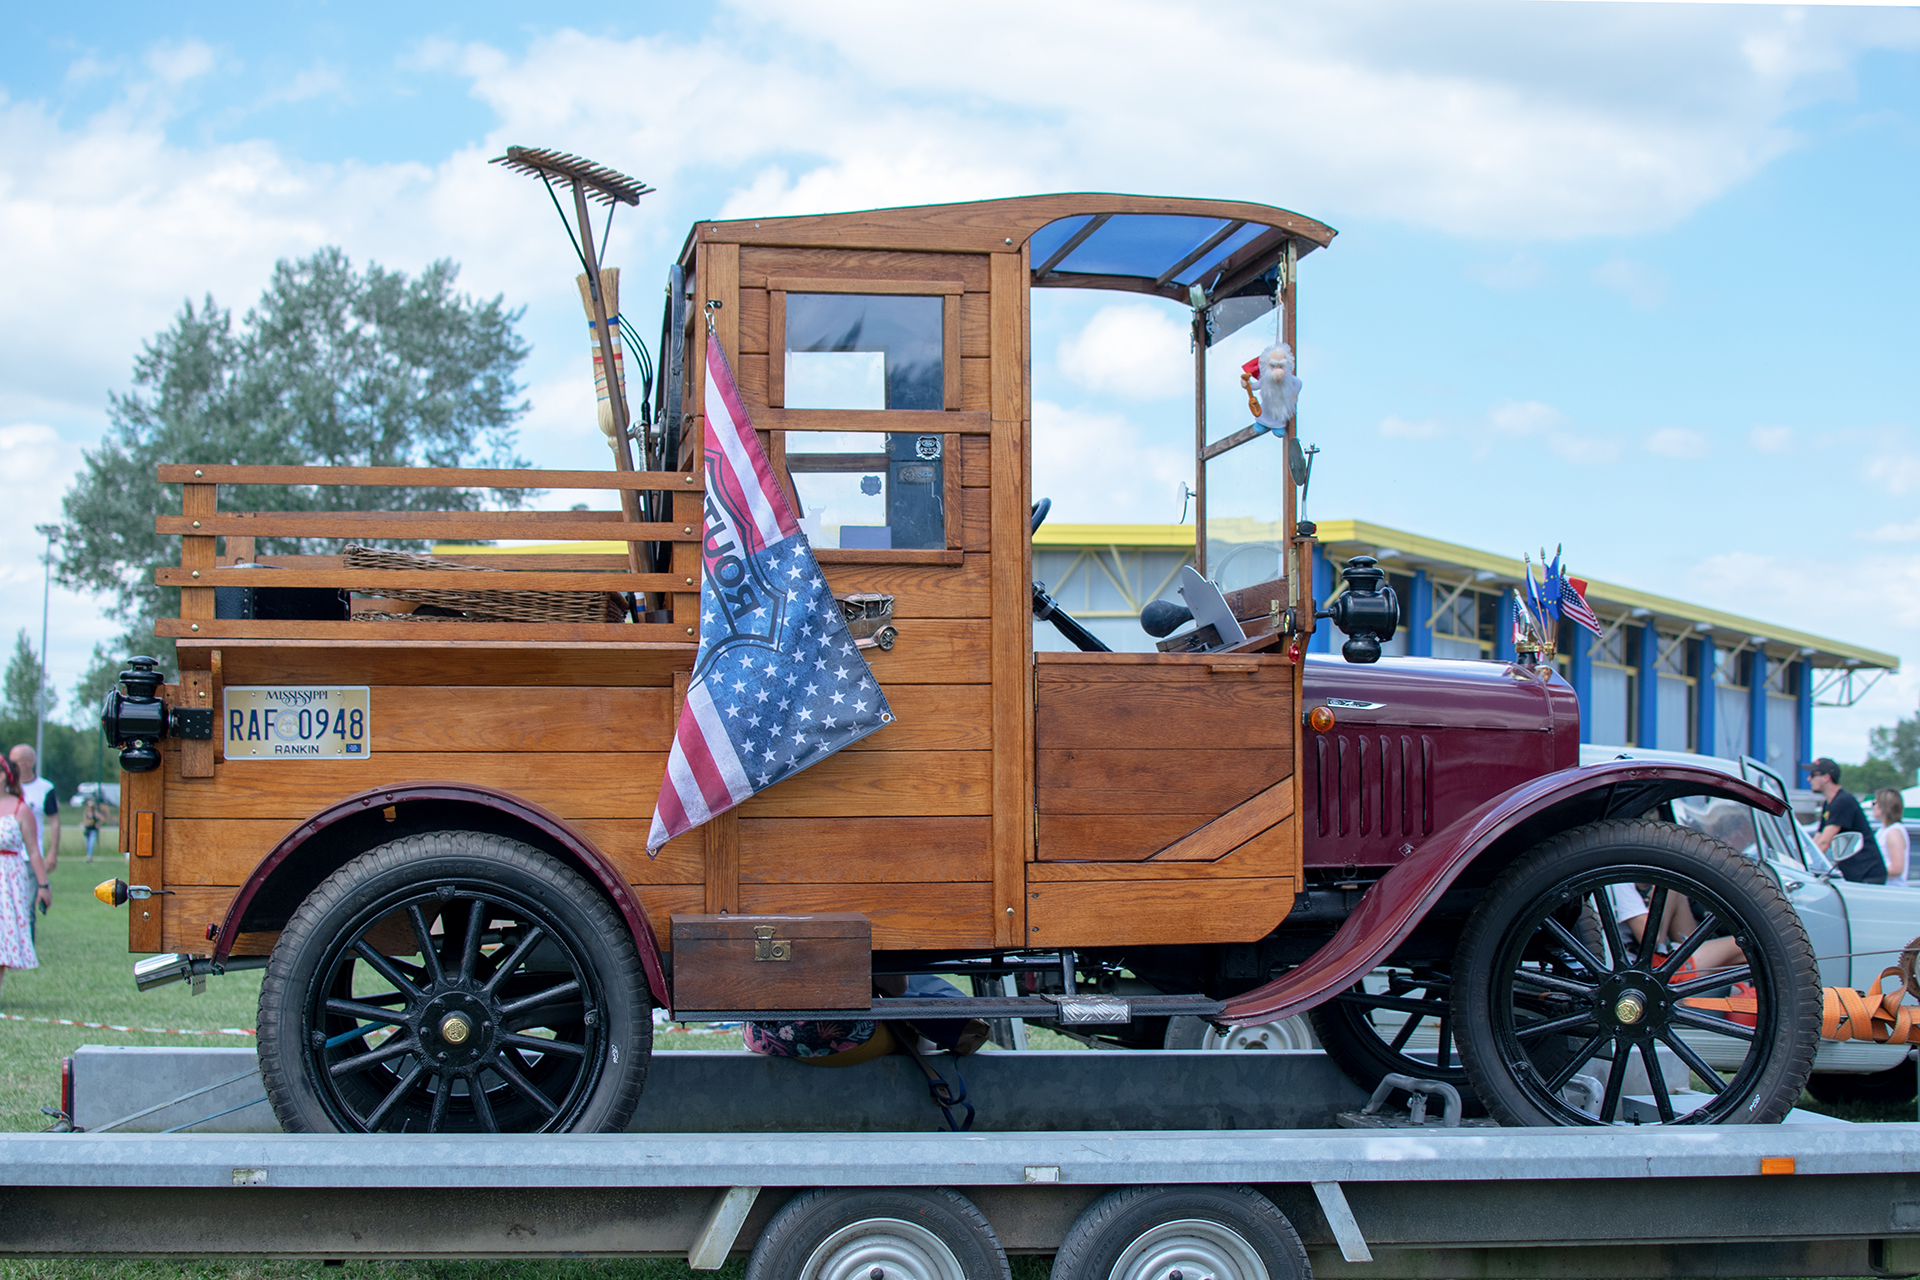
[1486,398,1617,463]
[145,39,217,86]
[1645,427,1709,458]
[1464,253,1547,290]
[1032,400,1190,525]
[1750,424,1793,452]
[1869,453,1920,495]
[1056,304,1192,401]
[1861,517,1920,543]
[1592,257,1668,308]
[1380,415,1443,439]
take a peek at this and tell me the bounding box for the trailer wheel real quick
[1807,1063,1919,1106]
[1454,819,1817,1127]
[744,1188,1009,1280]
[1051,1184,1307,1280]
[1164,1013,1316,1051]
[257,831,651,1134]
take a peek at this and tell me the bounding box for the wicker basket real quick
[343,545,627,623]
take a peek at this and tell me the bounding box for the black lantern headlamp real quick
[1316,556,1401,664]
[100,656,212,773]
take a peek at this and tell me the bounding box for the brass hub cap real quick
[440,1013,472,1044]
[1614,990,1647,1025]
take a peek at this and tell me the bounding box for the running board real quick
[672,993,1223,1026]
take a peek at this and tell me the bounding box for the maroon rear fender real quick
[210,782,669,1008]
[1220,760,1787,1027]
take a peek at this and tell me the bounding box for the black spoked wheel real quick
[1310,964,1481,1113]
[258,831,651,1134]
[1455,819,1817,1127]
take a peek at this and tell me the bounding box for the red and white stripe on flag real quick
[702,338,798,550]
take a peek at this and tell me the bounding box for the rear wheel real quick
[1310,964,1482,1114]
[1454,819,1817,1127]
[257,831,651,1134]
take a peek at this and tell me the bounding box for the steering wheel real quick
[1030,497,1051,535]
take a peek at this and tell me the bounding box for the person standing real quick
[1806,758,1887,884]
[0,756,47,1001]
[1874,788,1910,888]
[81,791,102,863]
[8,745,60,877]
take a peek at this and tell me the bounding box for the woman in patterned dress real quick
[0,754,48,996]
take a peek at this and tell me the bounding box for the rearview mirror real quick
[1830,831,1864,863]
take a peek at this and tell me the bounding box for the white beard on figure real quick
[1255,343,1301,432]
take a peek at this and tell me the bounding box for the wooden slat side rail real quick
[156,568,682,591]
[1148,781,1296,862]
[752,409,991,434]
[156,619,690,642]
[1026,877,1296,948]
[157,515,692,542]
[157,465,702,490]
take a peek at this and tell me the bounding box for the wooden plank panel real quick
[767,291,786,406]
[753,408,990,436]
[845,684,991,751]
[1026,878,1295,948]
[708,241,740,362]
[736,882,993,949]
[125,764,165,953]
[1035,651,1293,677]
[739,247,990,292]
[961,358,990,413]
[738,286,770,355]
[157,515,685,542]
[960,486,989,551]
[738,817,991,883]
[159,620,689,644]
[1030,817,1295,881]
[1151,782,1294,861]
[1035,678,1293,749]
[735,750,990,818]
[821,555,986,619]
[960,293,988,358]
[209,644,693,689]
[364,686,672,752]
[162,886,247,955]
[988,248,1029,946]
[942,294,961,410]
[1037,814,1211,862]
[178,671,214,777]
[704,813,740,914]
[573,822,704,885]
[766,276,963,296]
[180,485,216,622]
[158,568,679,592]
[958,436,989,487]
[1035,748,1291,815]
[736,354,767,404]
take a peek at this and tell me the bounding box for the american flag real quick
[1561,576,1603,636]
[646,340,894,854]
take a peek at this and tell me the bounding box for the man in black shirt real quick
[1807,758,1886,883]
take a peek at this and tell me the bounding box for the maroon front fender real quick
[1220,760,1786,1027]
[211,782,669,1008]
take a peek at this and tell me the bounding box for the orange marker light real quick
[95,879,128,907]
[1308,705,1336,733]
[1760,1157,1795,1175]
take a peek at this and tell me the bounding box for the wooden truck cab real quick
[109,191,1815,1135]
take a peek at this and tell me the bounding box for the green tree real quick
[2,629,51,725]
[1870,712,1920,787]
[55,248,532,672]
[1837,757,1907,796]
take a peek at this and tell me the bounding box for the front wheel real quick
[257,831,652,1134]
[1454,819,1817,1127]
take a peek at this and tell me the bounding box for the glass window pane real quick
[1178,222,1270,285]
[1029,215,1094,268]
[1056,215,1231,279]
[786,430,945,551]
[786,294,943,411]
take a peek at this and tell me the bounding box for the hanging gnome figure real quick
[1239,342,1302,434]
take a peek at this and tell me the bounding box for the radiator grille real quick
[1316,732,1433,841]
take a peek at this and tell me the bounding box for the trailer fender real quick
[209,782,669,1008]
[1219,760,1787,1027]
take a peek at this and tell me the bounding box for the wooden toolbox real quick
[670,913,873,1012]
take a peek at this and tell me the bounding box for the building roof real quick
[1033,518,1898,675]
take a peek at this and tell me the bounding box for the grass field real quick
[0,812,1901,1278]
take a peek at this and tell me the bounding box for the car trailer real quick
[6,1048,1920,1279]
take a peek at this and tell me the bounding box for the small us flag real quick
[646,339,894,854]
[1561,576,1603,637]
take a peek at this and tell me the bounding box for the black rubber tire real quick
[1309,966,1485,1116]
[1163,1013,1317,1051]
[1454,818,1818,1127]
[1051,1184,1308,1280]
[257,831,651,1134]
[1808,1062,1919,1106]
[743,1187,1009,1280]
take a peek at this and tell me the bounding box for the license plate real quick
[224,687,371,760]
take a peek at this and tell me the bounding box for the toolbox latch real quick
[752,926,792,962]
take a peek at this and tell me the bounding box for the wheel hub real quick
[1595,972,1667,1036]
[421,990,495,1068]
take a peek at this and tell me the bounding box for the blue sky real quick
[1,0,1916,760]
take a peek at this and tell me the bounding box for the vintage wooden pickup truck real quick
[100,185,1818,1135]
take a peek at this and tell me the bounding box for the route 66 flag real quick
[645,340,894,854]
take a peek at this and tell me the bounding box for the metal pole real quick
[570,181,645,576]
[34,524,54,763]
[1192,310,1207,577]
